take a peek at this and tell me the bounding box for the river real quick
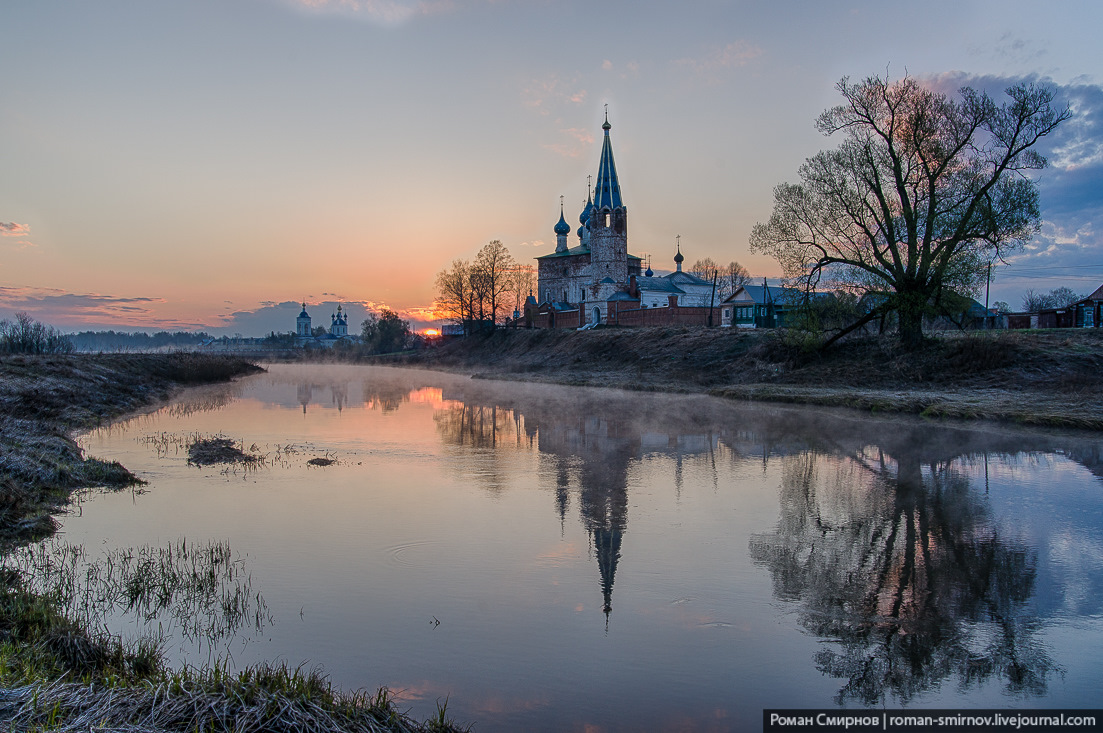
[30,364,1103,731]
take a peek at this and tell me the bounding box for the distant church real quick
[534,111,716,327]
[295,302,353,347]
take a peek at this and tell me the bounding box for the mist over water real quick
[57,364,1103,731]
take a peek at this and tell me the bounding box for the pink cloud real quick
[675,40,763,77]
[522,74,587,115]
[0,222,30,237]
[289,0,456,25]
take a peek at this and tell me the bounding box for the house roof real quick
[536,243,590,260]
[636,278,685,294]
[665,271,711,287]
[724,284,828,306]
[1089,283,1103,301]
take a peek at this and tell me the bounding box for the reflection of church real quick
[449,402,720,626]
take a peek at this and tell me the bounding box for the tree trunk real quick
[896,289,927,349]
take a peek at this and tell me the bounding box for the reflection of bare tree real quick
[750,446,1055,705]
[433,403,517,449]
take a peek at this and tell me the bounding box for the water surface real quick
[47,365,1103,730]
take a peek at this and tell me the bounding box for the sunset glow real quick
[2,2,1101,334]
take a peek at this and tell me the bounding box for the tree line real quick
[435,240,536,334]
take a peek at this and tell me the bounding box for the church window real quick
[582,289,586,300]
[604,213,610,227]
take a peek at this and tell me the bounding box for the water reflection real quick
[747,422,1071,705]
[79,365,1103,724]
[420,378,1096,702]
[432,384,730,625]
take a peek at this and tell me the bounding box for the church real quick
[533,112,718,328]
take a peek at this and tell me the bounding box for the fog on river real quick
[23,365,1103,731]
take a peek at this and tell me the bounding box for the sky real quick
[2,0,1101,335]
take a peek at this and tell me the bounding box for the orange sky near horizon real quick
[2,0,1101,334]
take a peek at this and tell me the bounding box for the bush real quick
[0,313,74,355]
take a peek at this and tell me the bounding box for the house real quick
[1072,284,1103,328]
[720,283,831,328]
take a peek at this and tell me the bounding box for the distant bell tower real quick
[588,108,628,293]
[296,302,312,337]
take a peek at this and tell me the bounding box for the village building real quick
[721,283,834,328]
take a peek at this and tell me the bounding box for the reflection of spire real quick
[593,524,623,621]
[297,382,312,415]
[555,459,570,537]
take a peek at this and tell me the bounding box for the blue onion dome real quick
[645,264,653,277]
[299,302,309,317]
[673,248,684,265]
[577,225,585,238]
[554,210,571,235]
[580,195,594,226]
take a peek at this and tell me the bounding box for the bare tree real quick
[751,74,1070,348]
[1021,286,1082,312]
[689,257,720,283]
[1049,286,1082,307]
[719,261,750,300]
[435,259,474,334]
[473,240,516,326]
[506,264,537,320]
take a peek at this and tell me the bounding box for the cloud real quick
[0,222,30,237]
[287,0,456,26]
[516,239,545,248]
[522,74,587,116]
[909,73,1103,305]
[967,33,1048,66]
[540,126,595,159]
[674,40,763,78]
[0,286,192,331]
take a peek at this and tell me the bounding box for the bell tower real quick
[587,108,628,304]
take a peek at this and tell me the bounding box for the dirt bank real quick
[391,327,1103,430]
[0,352,264,542]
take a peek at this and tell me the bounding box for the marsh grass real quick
[186,435,264,467]
[0,538,466,732]
[0,661,469,732]
[6,538,271,651]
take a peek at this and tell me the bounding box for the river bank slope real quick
[392,327,1103,430]
[0,352,468,733]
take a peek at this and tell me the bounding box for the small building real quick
[1072,284,1103,328]
[721,283,827,328]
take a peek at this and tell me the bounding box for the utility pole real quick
[985,261,992,330]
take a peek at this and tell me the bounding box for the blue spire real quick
[593,109,623,209]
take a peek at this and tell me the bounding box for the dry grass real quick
[0,665,467,733]
[405,327,1103,429]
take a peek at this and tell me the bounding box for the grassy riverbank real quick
[394,327,1103,430]
[0,353,467,733]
